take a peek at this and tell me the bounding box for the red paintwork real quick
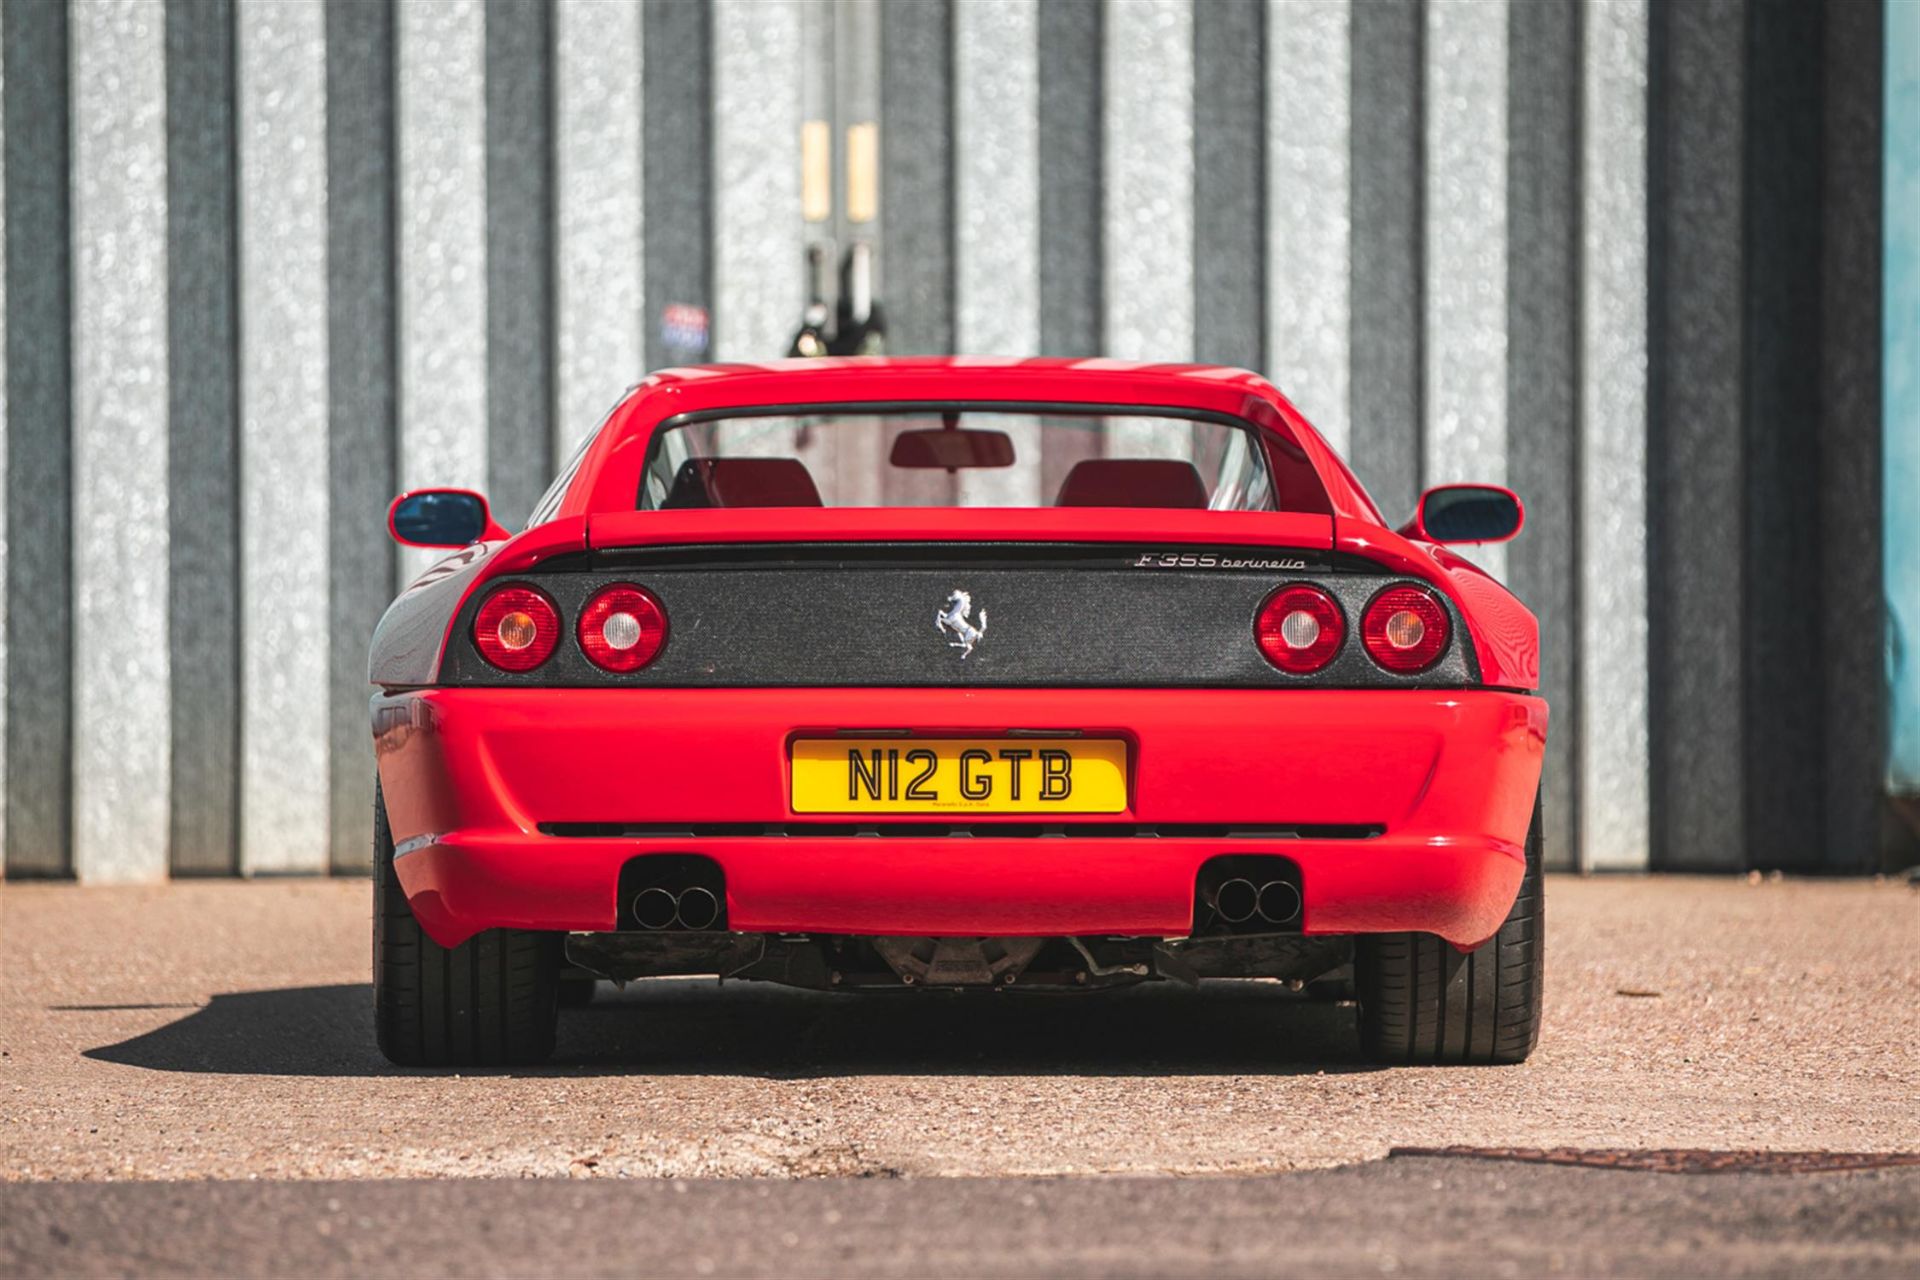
[373,358,1548,954]
[376,686,1547,951]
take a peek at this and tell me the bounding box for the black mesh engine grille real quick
[436,543,1479,688]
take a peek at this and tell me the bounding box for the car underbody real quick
[561,930,1356,995]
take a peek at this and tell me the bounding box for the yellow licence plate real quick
[790,738,1129,814]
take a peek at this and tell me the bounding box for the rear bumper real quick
[374,687,1547,950]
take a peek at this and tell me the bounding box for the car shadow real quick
[83,978,1378,1079]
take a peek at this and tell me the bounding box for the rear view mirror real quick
[1401,485,1525,545]
[388,489,506,548]
[888,427,1016,470]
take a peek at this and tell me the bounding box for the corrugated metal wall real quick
[0,0,1887,881]
[1888,0,1919,801]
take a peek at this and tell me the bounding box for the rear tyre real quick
[373,780,560,1067]
[1355,793,1544,1065]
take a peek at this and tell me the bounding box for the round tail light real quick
[473,585,561,671]
[1255,584,1345,674]
[1361,584,1450,673]
[578,584,668,672]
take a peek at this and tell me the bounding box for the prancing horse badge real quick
[935,589,987,659]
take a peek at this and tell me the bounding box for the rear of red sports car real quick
[369,359,1548,1068]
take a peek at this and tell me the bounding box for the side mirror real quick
[1400,484,1525,545]
[387,489,508,548]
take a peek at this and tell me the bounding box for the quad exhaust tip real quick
[632,887,680,930]
[675,886,721,931]
[1211,877,1301,928]
[1256,879,1301,926]
[1215,878,1259,924]
[632,885,724,931]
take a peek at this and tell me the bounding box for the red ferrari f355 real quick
[370,358,1546,1067]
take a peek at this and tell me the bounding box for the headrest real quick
[661,458,823,509]
[1054,459,1210,509]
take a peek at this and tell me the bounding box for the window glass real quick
[637,410,1277,512]
[525,421,601,527]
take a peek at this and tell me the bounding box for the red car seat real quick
[1054,459,1209,509]
[662,458,824,509]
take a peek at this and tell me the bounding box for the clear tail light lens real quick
[1361,584,1450,673]
[473,585,561,672]
[578,583,668,672]
[1255,585,1345,674]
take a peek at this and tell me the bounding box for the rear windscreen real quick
[637,410,1278,512]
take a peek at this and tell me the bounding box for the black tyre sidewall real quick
[371,780,560,1067]
[1356,792,1545,1065]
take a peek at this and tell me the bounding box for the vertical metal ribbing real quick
[1037,0,1101,496]
[1194,0,1264,376]
[396,0,488,580]
[1423,0,1509,582]
[167,0,239,876]
[1264,0,1351,455]
[821,0,887,506]
[484,0,553,530]
[1741,0,1884,874]
[4,0,73,878]
[954,0,1041,505]
[955,0,1041,360]
[1813,0,1884,872]
[71,0,171,882]
[1349,0,1424,519]
[834,0,880,263]
[1887,0,1920,809]
[553,0,643,462]
[238,0,331,875]
[801,0,833,309]
[1505,0,1580,870]
[1102,0,1193,456]
[1102,0,1193,366]
[1038,0,1101,361]
[643,0,712,372]
[0,19,8,870]
[712,0,805,362]
[1742,0,1825,872]
[326,0,397,873]
[879,0,953,358]
[1645,0,1736,872]
[1583,0,1652,872]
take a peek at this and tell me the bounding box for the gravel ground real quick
[5,1161,1917,1278]
[0,875,1914,1181]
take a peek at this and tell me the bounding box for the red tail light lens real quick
[1362,584,1450,673]
[578,584,668,672]
[473,585,561,672]
[1255,585,1345,674]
